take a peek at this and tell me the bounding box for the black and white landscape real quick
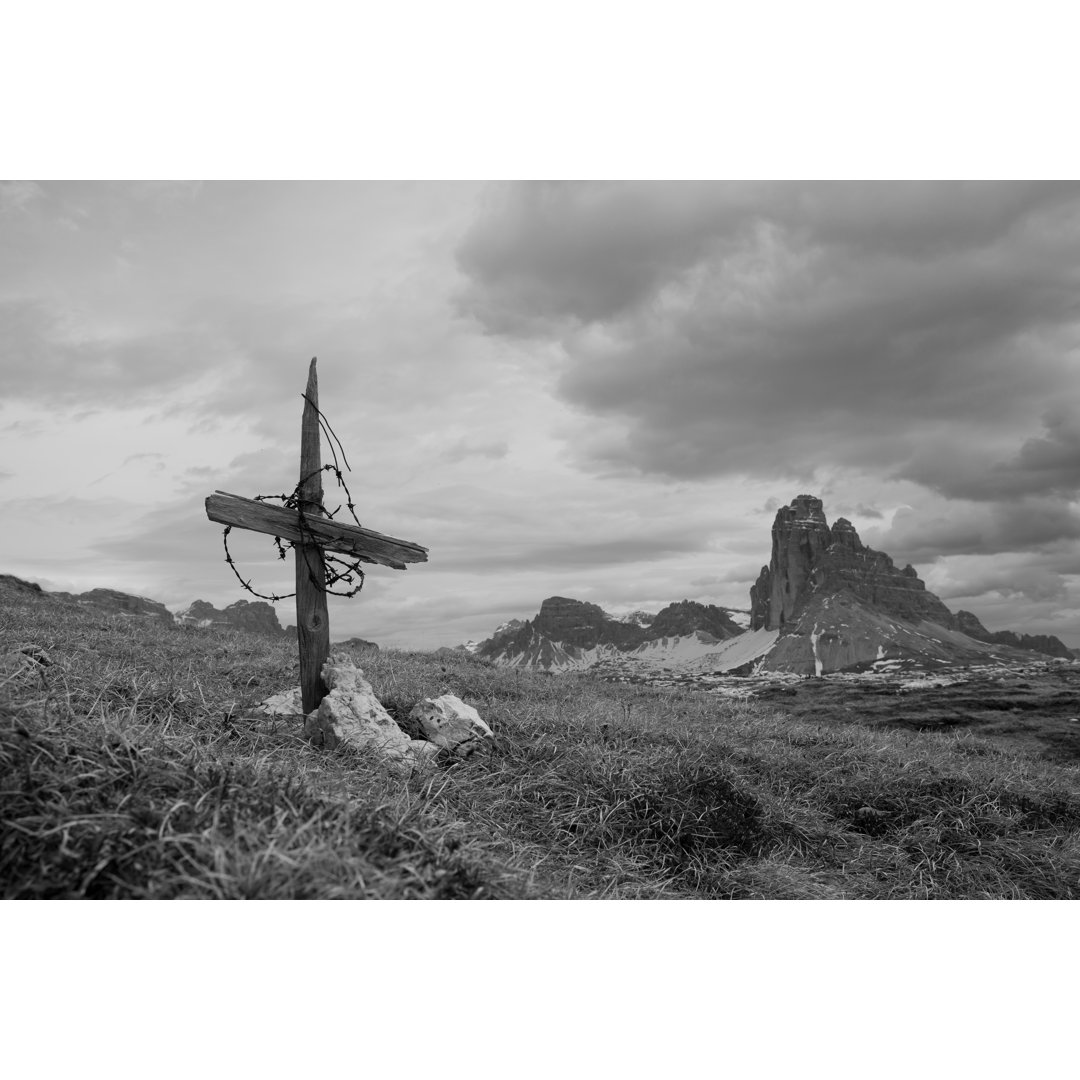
[4,182,1080,907]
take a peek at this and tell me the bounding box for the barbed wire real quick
[220,393,367,603]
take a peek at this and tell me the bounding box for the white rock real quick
[257,687,305,717]
[409,694,493,758]
[257,662,436,767]
[304,660,437,766]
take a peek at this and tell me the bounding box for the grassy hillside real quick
[2,586,1079,899]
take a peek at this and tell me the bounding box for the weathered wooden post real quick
[205,358,428,717]
[295,358,331,713]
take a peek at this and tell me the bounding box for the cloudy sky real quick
[3,179,1080,648]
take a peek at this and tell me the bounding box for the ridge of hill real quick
[174,598,292,638]
[466,495,1073,679]
[0,575,299,641]
[954,610,1075,660]
[474,596,745,672]
[747,496,1066,676]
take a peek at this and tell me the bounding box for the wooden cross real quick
[205,358,428,714]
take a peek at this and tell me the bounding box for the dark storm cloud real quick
[456,181,1080,492]
[873,497,1080,563]
[928,549,1080,606]
[904,405,1080,501]
[455,182,753,332]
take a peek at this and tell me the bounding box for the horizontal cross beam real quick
[205,490,428,571]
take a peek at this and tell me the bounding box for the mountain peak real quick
[750,496,953,632]
[474,595,744,670]
[748,494,1070,674]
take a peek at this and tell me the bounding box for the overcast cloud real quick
[4,181,1080,647]
[457,181,1080,487]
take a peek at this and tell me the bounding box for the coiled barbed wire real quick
[221,393,367,602]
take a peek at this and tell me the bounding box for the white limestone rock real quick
[256,661,436,767]
[257,687,304,717]
[408,694,493,758]
[303,660,437,766]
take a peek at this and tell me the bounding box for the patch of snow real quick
[610,609,656,628]
[685,628,780,673]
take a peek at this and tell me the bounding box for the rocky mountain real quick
[649,600,744,640]
[174,599,290,638]
[750,496,955,632]
[467,494,1073,679]
[1,574,48,598]
[744,495,1070,675]
[63,588,175,622]
[0,575,176,623]
[335,637,380,653]
[474,596,744,671]
[954,610,1075,660]
[612,610,656,629]
[1,575,296,640]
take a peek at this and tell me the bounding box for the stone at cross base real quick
[255,656,492,766]
[408,695,494,759]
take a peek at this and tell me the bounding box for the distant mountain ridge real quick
[747,495,1069,675]
[174,599,292,638]
[0,576,177,623]
[953,610,1074,660]
[466,495,1074,677]
[0,575,300,641]
[474,596,745,671]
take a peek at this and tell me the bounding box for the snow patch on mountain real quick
[608,609,656,628]
[682,628,780,673]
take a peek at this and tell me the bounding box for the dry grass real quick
[3,587,1079,899]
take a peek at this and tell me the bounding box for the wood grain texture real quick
[295,359,331,714]
[205,492,428,570]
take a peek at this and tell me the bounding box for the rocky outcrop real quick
[480,597,644,664]
[300,660,438,766]
[747,495,1070,675]
[536,597,645,650]
[463,619,524,656]
[613,610,656,629]
[257,662,490,766]
[648,600,743,641]
[0,574,44,596]
[475,596,746,670]
[955,611,1073,659]
[3,576,192,628]
[750,495,834,631]
[336,637,380,653]
[757,590,1033,676]
[750,495,955,631]
[175,599,287,637]
[46,587,175,622]
[408,695,493,759]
